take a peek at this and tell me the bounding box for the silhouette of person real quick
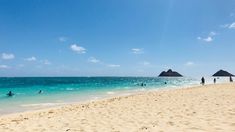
[7,91,14,97]
[141,83,144,87]
[201,77,205,85]
[38,90,43,94]
[213,78,216,84]
[230,76,233,82]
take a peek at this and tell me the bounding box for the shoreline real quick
[0,83,229,117]
[1,83,235,131]
[0,80,200,115]
[0,82,200,116]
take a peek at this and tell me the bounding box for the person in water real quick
[201,77,205,85]
[38,90,43,94]
[140,83,146,87]
[141,83,144,87]
[7,91,14,97]
[213,78,216,84]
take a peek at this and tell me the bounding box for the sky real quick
[0,0,235,77]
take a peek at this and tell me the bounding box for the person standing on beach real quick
[213,78,216,84]
[230,76,233,82]
[201,77,205,85]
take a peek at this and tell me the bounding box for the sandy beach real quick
[0,83,235,132]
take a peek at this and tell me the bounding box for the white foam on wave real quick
[135,88,146,92]
[107,91,115,95]
[123,87,130,89]
[21,103,66,107]
[16,93,26,95]
[91,97,100,101]
[66,88,74,91]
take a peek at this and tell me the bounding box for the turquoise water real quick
[0,77,198,114]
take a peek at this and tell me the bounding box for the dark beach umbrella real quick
[212,70,234,77]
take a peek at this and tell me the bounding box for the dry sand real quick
[0,83,235,132]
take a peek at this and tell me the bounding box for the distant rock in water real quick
[158,69,183,77]
[212,70,234,77]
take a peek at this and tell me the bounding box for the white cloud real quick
[203,36,213,42]
[107,64,120,68]
[24,56,51,65]
[229,22,235,29]
[1,53,15,60]
[185,61,194,66]
[198,31,216,42]
[209,31,216,36]
[221,22,235,29]
[142,61,150,66]
[41,60,51,65]
[37,59,51,65]
[0,65,9,69]
[70,44,86,54]
[24,56,37,61]
[59,37,67,42]
[88,57,100,63]
[220,24,229,28]
[131,48,144,54]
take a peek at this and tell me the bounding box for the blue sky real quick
[0,0,235,77]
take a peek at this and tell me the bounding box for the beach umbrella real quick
[212,70,234,77]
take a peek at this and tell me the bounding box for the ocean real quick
[0,77,200,114]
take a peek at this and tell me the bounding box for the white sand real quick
[0,83,235,132]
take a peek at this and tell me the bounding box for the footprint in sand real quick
[140,126,148,130]
[230,123,235,126]
[167,121,174,126]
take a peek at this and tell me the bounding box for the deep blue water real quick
[0,77,198,114]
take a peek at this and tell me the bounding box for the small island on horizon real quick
[158,69,183,77]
